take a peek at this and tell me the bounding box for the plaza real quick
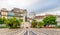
[0,0,60,35]
[0,28,60,35]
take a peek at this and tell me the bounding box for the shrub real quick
[37,21,45,28]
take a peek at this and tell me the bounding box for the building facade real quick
[1,8,8,18]
[35,14,60,27]
[0,8,27,22]
[0,8,28,28]
[35,16,44,22]
[56,15,60,26]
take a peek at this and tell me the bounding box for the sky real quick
[0,0,60,14]
[36,7,60,16]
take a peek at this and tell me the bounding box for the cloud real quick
[0,0,46,9]
[36,7,60,16]
[0,0,60,14]
[0,0,16,10]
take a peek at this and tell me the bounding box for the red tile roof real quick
[35,16,44,19]
[35,14,55,19]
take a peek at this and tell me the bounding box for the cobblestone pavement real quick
[29,30,37,35]
[0,28,24,35]
[30,28,60,35]
[0,28,60,35]
[24,28,37,35]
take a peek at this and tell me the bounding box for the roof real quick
[11,8,27,14]
[1,8,8,12]
[45,14,55,16]
[35,14,55,19]
[35,16,44,19]
[11,8,20,12]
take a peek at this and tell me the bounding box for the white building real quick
[35,13,60,26]
[56,15,60,25]
[35,7,60,26]
[35,15,44,22]
[0,8,27,28]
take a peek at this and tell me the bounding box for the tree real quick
[2,17,6,24]
[4,19,10,27]
[31,19,37,28]
[5,17,21,28]
[0,17,6,24]
[19,19,23,22]
[37,21,45,28]
[0,17,7,28]
[43,15,57,26]
[0,18,3,24]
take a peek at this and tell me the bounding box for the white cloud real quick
[46,7,60,15]
[36,7,60,16]
[0,0,45,10]
[0,0,16,10]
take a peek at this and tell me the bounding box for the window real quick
[7,11,14,16]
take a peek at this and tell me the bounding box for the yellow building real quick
[1,8,8,18]
[0,8,27,28]
[0,8,27,22]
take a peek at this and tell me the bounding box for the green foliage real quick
[43,15,57,26]
[19,19,23,22]
[4,19,9,27]
[5,17,21,28]
[0,17,7,28]
[31,19,37,28]
[0,17,6,24]
[0,17,23,28]
[31,20,45,28]
[0,26,7,28]
[37,21,45,28]
[0,18,3,24]
[55,25,60,28]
